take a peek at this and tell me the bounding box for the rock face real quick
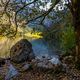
[32,57,54,69]
[10,39,35,63]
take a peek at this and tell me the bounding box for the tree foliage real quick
[0,0,62,37]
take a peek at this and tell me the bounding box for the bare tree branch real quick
[13,0,38,37]
[16,0,38,14]
[25,2,57,24]
[4,0,11,12]
[0,0,60,37]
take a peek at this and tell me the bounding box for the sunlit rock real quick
[49,57,60,65]
[32,57,54,69]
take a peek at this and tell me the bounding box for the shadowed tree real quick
[69,0,80,68]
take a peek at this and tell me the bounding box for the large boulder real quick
[10,39,35,63]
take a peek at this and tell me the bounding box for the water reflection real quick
[31,38,58,58]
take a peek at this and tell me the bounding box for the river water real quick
[30,38,58,58]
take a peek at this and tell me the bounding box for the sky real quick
[39,2,52,11]
[15,0,68,11]
[39,0,68,11]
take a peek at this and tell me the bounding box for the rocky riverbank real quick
[0,39,80,80]
[0,55,80,80]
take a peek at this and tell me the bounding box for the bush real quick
[60,25,76,55]
[43,24,61,48]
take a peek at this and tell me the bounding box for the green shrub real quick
[60,25,76,55]
[43,24,61,48]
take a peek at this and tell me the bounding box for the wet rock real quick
[31,56,67,73]
[32,57,54,69]
[42,56,52,60]
[37,61,53,69]
[10,39,35,63]
[49,57,60,65]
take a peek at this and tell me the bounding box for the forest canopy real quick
[0,0,69,37]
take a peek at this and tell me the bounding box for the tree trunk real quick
[72,0,80,68]
[75,22,80,68]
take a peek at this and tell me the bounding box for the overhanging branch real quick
[25,4,55,24]
[13,0,38,37]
